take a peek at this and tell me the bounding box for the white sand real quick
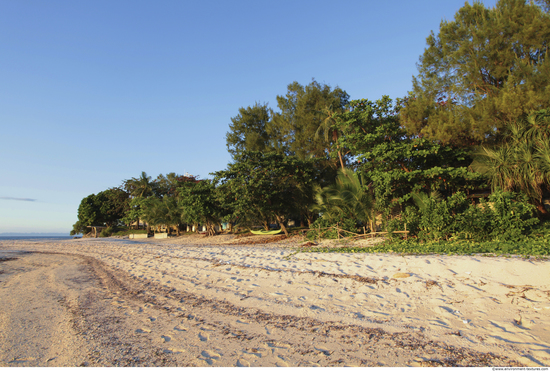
[0,234,548,366]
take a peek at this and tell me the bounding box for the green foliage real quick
[311,168,374,228]
[455,191,539,242]
[213,151,316,236]
[273,80,349,164]
[70,220,86,235]
[334,97,485,217]
[99,226,115,237]
[306,217,357,240]
[71,188,130,235]
[121,196,147,227]
[471,110,550,214]
[123,171,155,198]
[226,103,276,159]
[303,238,549,257]
[415,191,470,241]
[411,190,539,242]
[400,0,550,144]
[154,172,198,197]
[178,180,222,236]
[97,188,130,226]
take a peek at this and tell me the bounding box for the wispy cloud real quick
[0,197,37,202]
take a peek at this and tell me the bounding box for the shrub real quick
[306,217,357,240]
[99,226,115,237]
[454,191,538,242]
[416,192,469,241]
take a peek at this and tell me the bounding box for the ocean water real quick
[0,236,77,241]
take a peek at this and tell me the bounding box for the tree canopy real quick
[334,97,486,214]
[213,151,316,235]
[400,0,550,144]
[226,103,275,159]
[273,80,350,163]
[71,187,130,235]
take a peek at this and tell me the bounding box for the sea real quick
[0,235,78,241]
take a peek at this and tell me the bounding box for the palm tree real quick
[162,196,185,236]
[315,105,345,170]
[123,172,156,229]
[411,191,443,212]
[125,171,154,198]
[471,110,550,215]
[312,168,374,230]
[140,197,164,234]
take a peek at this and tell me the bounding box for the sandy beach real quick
[0,234,549,367]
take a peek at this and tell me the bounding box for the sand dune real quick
[0,235,548,366]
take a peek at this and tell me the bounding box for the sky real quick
[0,0,498,234]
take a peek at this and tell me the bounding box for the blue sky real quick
[0,0,497,234]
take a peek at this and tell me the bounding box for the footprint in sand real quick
[160,335,171,342]
[201,350,221,364]
[201,350,221,359]
[236,359,250,367]
[267,341,291,350]
[8,357,37,364]
[149,316,157,322]
[135,328,152,334]
[164,348,185,354]
[198,332,210,341]
[314,346,333,356]
[174,325,187,332]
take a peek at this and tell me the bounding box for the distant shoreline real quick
[0,235,77,241]
[0,232,70,236]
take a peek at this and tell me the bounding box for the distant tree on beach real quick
[154,172,199,198]
[123,171,155,198]
[213,151,316,236]
[178,179,222,236]
[70,187,129,235]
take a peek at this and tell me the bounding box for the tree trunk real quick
[337,149,345,170]
[275,215,289,237]
[206,223,216,236]
[263,221,270,231]
[535,200,549,217]
[333,130,345,170]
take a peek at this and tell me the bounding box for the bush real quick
[99,226,115,237]
[454,191,538,242]
[413,190,539,242]
[416,192,469,241]
[306,217,358,240]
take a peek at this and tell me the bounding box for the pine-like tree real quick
[401,0,550,145]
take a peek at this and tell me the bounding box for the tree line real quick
[72,0,550,244]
